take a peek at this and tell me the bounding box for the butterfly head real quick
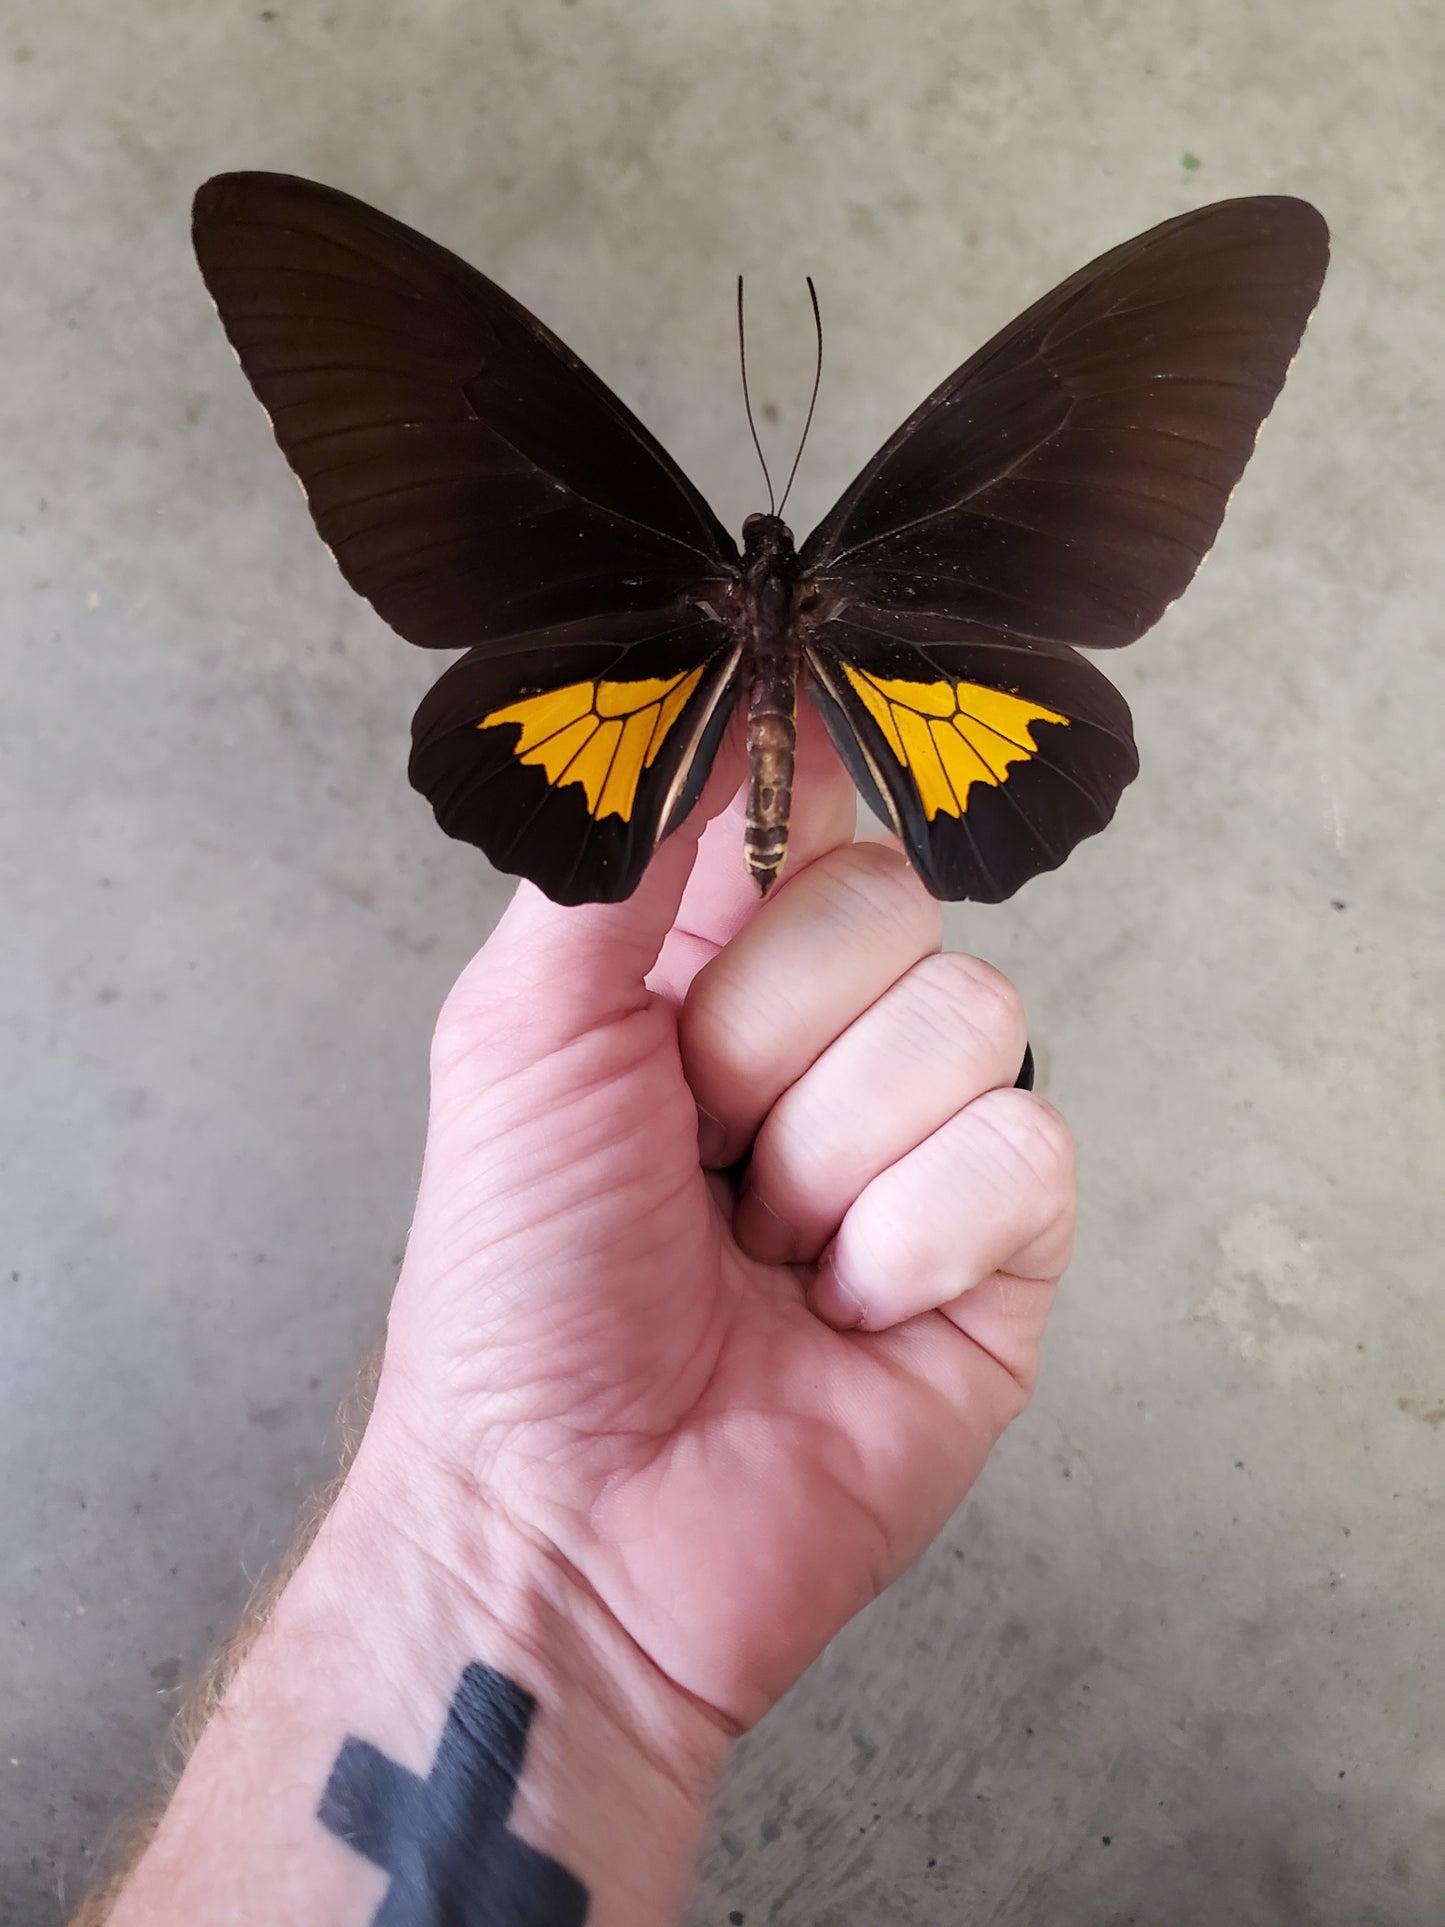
[741,512,797,569]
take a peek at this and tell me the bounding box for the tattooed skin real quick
[318,1664,589,1926]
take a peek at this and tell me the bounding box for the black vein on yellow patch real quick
[477,670,705,823]
[841,666,1069,819]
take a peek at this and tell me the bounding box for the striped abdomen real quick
[744,662,797,894]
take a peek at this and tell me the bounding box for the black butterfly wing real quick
[192,172,738,643]
[805,610,1137,901]
[409,611,740,905]
[192,172,745,902]
[799,195,1328,900]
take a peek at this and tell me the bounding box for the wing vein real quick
[817,407,1069,566]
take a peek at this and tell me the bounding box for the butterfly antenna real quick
[777,276,823,519]
[737,275,776,517]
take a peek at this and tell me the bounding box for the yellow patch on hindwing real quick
[842,667,1068,819]
[478,669,705,821]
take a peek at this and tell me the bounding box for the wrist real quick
[310,1412,730,1917]
[112,1397,728,1927]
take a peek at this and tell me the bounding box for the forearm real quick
[105,1430,728,1926]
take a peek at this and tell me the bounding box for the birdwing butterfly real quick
[192,174,1327,905]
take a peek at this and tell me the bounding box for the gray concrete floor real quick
[3,2,1443,1921]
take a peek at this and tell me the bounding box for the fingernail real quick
[735,1185,797,1265]
[697,1107,728,1167]
[808,1256,866,1331]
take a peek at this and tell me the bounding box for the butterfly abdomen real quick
[744,671,796,896]
[739,515,804,895]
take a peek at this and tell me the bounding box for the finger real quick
[734,952,1028,1264]
[681,841,943,1167]
[807,1088,1076,1362]
[436,739,745,1065]
[648,703,859,1007]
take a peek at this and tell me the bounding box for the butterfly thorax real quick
[738,513,808,895]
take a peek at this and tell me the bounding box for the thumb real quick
[438,739,747,1055]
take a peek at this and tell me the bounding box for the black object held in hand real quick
[192,176,1327,907]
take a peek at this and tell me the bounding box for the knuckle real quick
[905,951,1026,1053]
[973,1089,1076,1198]
[817,842,943,947]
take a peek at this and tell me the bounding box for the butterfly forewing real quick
[800,196,1328,646]
[798,195,1328,897]
[191,173,739,647]
[193,171,744,899]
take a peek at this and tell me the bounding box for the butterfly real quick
[192,174,1328,907]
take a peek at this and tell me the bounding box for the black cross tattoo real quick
[318,1662,589,1925]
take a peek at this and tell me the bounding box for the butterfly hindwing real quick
[804,613,1138,900]
[409,611,740,905]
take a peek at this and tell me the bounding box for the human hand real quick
[100,719,1076,1927]
[361,710,1076,1733]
